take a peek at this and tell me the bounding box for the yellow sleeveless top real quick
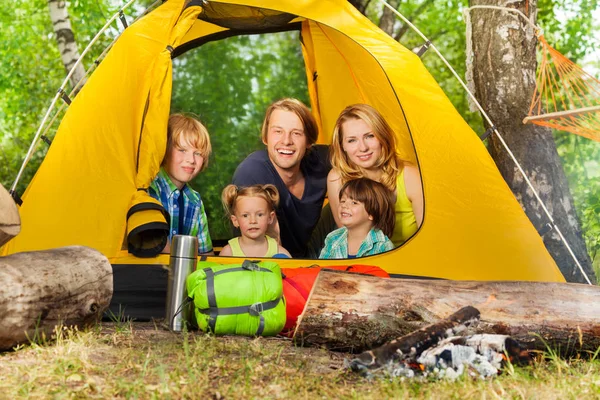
[228,235,279,257]
[390,169,418,247]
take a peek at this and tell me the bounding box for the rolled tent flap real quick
[125,3,204,259]
[126,191,170,258]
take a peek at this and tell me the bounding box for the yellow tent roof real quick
[2,0,564,282]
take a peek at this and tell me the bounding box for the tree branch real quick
[394,0,435,41]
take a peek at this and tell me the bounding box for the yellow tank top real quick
[228,235,279,257]
[390,169,418,247]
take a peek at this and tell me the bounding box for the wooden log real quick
[0,246,113,350]
[294,270,600,355]
[0,183,20,247]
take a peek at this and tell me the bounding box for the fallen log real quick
[0,183,20,247]
[0,246,113,350]
[294,270,600,355]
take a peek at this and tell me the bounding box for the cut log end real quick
[0,246,113,351]
[0,183,20,247]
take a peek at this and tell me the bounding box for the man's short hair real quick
[261,98,319,146]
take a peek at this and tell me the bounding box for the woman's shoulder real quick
[402,163,419,176]
[327,168,342,182]
[401,163,422,188]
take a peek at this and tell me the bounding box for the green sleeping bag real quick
[186,259,286,336]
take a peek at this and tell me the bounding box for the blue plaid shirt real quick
[149,168,212,253]
[319,227,393,259]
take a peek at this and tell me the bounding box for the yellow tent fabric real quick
[3,0,565,282]
[2,1,202,258]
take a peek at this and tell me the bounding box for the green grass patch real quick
[0,323,599,399]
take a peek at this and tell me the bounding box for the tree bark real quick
[0,246,113,351]
[467,0,595,283]
[48,0,87,91]
[294,271,600,355]
[348,0,371,15]
[378,0,399,36]
[0,183,20,248]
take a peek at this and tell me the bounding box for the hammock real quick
[524,35,600,142]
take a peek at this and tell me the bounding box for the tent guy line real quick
[378,0,592,285]
[9,0,142,196]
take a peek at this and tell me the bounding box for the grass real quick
[0,323,600,399]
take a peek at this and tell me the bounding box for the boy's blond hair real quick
[330,104,402,191]
[164,113,212,172]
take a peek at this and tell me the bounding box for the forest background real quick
[0,0,599,275]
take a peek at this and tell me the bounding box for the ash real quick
[349,334,522,381]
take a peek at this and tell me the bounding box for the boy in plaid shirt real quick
[149,114,213,254]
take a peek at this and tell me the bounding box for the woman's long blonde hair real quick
[221,184,280,218]
[330,104,402,191]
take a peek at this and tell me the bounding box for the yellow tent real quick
[2,0,565,283]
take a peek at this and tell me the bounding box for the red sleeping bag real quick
[280,265,389,336]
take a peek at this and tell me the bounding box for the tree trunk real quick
[467,0,595,283]
[0,183,20,248]
[348,0,371,15]
[378,0,399,36]
[48,0,87,91]
[0,246,113,351]
[294,271,600,354]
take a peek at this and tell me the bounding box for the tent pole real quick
[375,0,592,285]
[10,0,140,195]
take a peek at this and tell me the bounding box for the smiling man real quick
[232,98,330,258]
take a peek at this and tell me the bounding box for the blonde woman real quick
[328,104,423,247]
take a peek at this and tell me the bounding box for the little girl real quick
[320,178,395,259]
[220,184,292,258]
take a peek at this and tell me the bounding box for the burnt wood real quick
[294,271,600,355]
[348,306,480,372]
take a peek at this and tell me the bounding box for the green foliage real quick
[538,0,599,62]
[0,0,138,195]
[171,32,309,240]
[555,132,600,265]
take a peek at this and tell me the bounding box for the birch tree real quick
[466,0,595,283]
[48,0,86,91]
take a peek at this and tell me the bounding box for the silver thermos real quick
[166,234,198,331]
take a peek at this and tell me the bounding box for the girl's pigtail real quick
[262,184,280,209]
[221,184,239,217]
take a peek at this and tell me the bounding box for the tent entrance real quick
[171,30,313,241]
